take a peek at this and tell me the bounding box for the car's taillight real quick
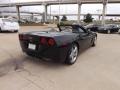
[40,37,55,46]
[48,38,55,46]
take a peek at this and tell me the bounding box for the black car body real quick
[98,24,119,34]
[19,25,97,65]
[85,24,101,32]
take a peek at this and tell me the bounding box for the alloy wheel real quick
[69,45,78,63]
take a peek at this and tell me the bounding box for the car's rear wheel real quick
[65,44,78,65]
[107,30,111,34]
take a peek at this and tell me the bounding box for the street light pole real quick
[96,9,102,20]
[50,5,51,23]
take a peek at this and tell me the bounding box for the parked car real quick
[85,24,101,32]
[19,24,97,65]
[98,24,119,34]
[0,18,20,32]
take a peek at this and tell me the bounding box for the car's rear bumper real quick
[1,26,19,31]
[20,41,70,63]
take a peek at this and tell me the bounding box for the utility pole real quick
[58,0,61,24]
[102,0,108,25]
[16,5,21,22]
[77,0,82,24]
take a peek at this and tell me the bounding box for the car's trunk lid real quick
[20,31,78,47]
[27,31,73,37]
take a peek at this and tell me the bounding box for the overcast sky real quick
[1,0,120,14]
[0,0,120,20]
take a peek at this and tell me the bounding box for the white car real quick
[0,18,20,32]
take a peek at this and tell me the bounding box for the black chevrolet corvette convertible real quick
[19,24,97,65]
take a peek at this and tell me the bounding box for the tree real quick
[83,13,93,23]
[61,15,67,21]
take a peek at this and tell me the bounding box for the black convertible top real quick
[57,24,87,33]
[57,24,85,31]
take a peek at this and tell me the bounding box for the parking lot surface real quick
[0,26,120,90]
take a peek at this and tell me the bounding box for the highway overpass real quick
[0,0,120,7]
[0,0,120,24]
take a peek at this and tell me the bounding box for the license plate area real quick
[28,43,36,50]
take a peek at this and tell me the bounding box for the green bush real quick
[83,13,93,23]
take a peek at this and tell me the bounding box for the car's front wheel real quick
[65,44,78,65]
[14,30,18,33]
[107,30,111,34]
[92,37,97,47]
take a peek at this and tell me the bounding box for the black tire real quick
[0,27,1,32]
[14,30,18,33]
[92,37,97,47]
[117,29,120,33]
[65,44,78,65]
